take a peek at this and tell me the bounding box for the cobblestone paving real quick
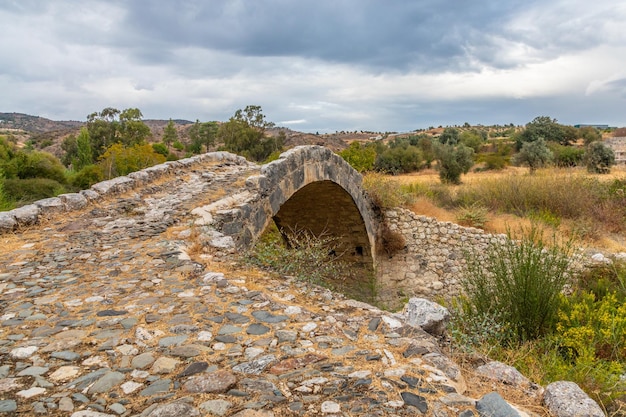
[0,159,523,416]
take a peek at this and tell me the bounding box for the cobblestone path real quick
[0,156,536,416]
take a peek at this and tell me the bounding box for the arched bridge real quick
[191,146,379,271]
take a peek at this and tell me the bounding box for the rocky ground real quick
[0,155,604,416]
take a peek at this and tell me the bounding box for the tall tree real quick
[188,120,218,154]
[217,105,281,161]
[73,127,93,170]
[162,119,178,149]
[517,116,566,148]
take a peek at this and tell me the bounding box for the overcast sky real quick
[1,1,625,133]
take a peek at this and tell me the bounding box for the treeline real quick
[0,105,283,210]
[340,116,618,183]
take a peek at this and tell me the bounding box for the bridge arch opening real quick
[272,180,372,267]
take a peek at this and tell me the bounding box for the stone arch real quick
[241,146,378,268]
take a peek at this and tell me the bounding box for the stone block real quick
[35,197,66,216]
[10,204,40,225]
[58,193,88,210]
[402,297,450,336]
[0,212,17,232]
[544,381,604,417]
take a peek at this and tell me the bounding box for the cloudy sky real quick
[1,1,625,133]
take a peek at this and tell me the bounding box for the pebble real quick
[0,158,539,416]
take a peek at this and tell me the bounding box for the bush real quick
[586,141,615,174]
[0,170,14,211]
[461,225,576,342]
[339,142,376,172]
[513,137,553,173]
[3,178,67,205]
[374,145,423,174]
[70,164,104,190]
[6,151,67,184]
[98,143,166,179]
[549,142,585,167]
[456,203,488,229]
[435,143,474,184]
[152,142,169,157]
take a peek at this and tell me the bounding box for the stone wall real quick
[0,151,250,234]
[375,207,504,309]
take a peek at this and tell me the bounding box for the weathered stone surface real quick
[10,204,40,225]
[88,371,125,394]
[183,369,237,393]
[543,381,604,417]
[199,399,232,416]
[146,401,200,417]
[0,212,16,232]
[476,361,531,388]
[58,193,89,210]
[475,392,520,417]
[35,197,66,215]
[403,297,450,336]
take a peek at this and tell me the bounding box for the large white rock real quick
[544,381,604,417]
[403,297,450,336]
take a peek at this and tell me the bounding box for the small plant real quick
[363,172,411,210]
[246,224,350,288]
[461,224,577,342]
[456,203,488,229]
[377,223,406,257]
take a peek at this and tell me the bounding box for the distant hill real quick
[0,112,83,133]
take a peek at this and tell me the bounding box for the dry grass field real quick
[387,165,626,253]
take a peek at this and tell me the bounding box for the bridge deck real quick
[0,158,512,416]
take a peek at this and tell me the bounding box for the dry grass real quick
[390,165,626,252]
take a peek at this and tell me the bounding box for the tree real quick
[85,107,150,159]
[586,141,615,174]
[98,143,166,179]
[580,126,601,144]
[518,116,566,149]
[435,143,474,184]
[513,137,553,173]
[439,127,460,145]
[460,130,484,153]
[188,120,218,154]
[73,127,93,171]
[375,145,423,174]
[118,108,151,146]
[162,119,178,149]
[217,105,281,162]
[338,142,376,172]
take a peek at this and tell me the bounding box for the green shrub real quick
[339,142,376,172]
[0,170,15,211]
[152,142,169,157]
[586,141,615,174]
[6,151,67,184]
[549,142,585,167]
[172,140,184,151]
[461,225,576,342]
[3,178,67,205]
[435,143,474,184]
[477,153,509,170]
[70,164,104,190]
[374,145,423,174]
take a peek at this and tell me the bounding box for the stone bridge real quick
[0,146,602,415]
[0,145,500,307]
